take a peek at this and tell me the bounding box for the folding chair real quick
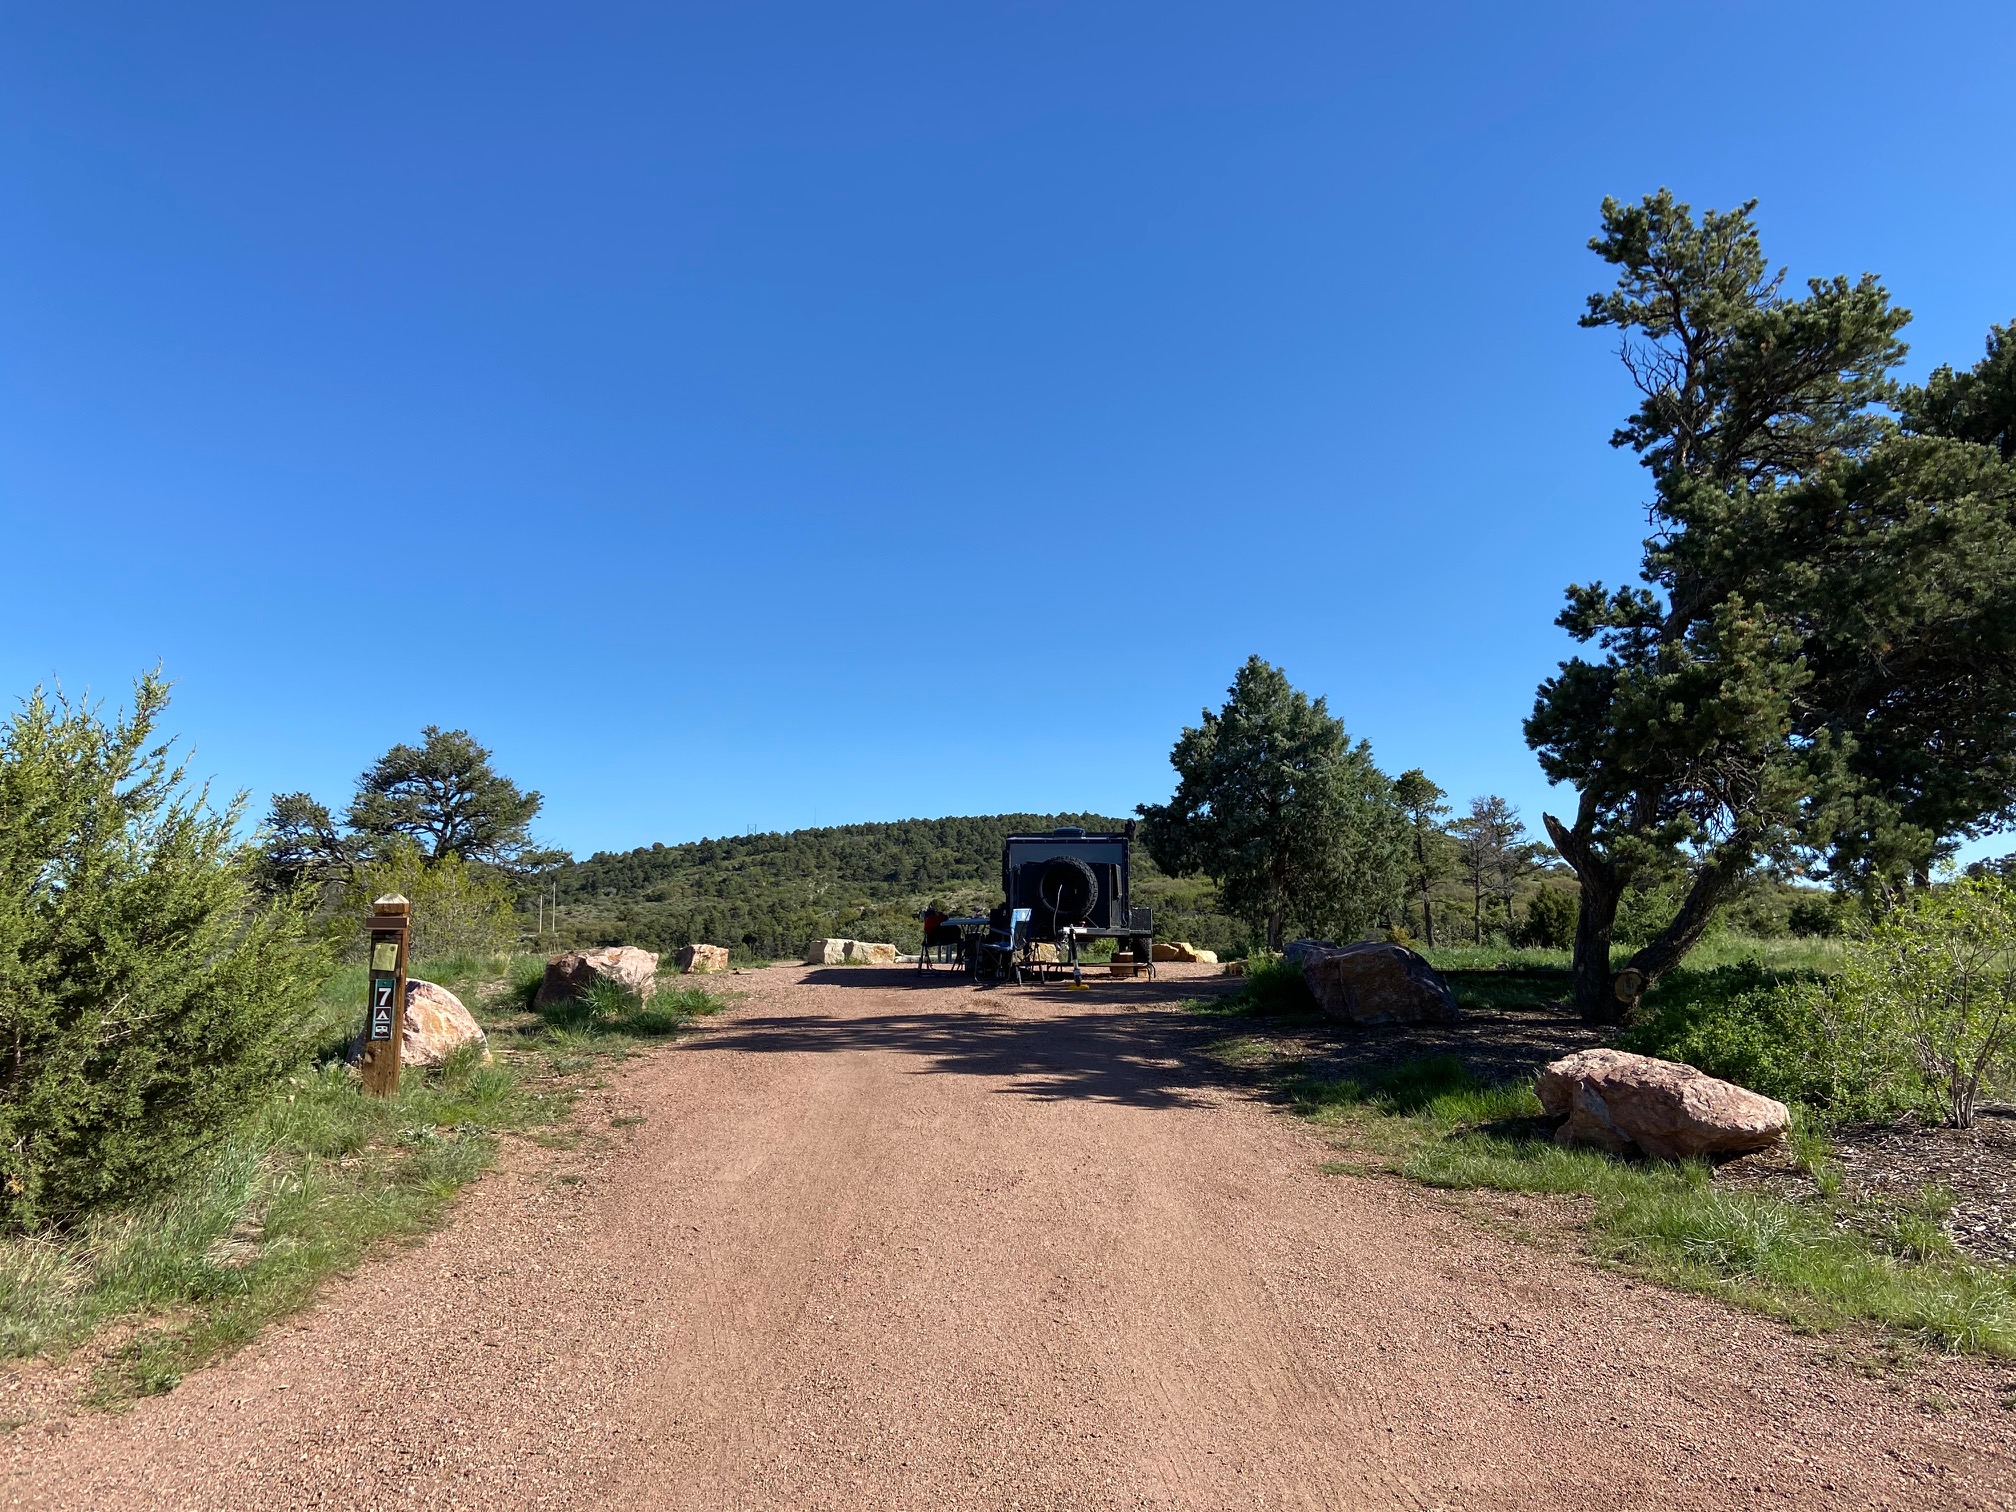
[918,916,963,970]
[976,908,1032,985]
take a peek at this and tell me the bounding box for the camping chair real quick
[917,913,963,970]
[976,908,1032,985]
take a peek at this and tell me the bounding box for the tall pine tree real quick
[1530,192,2016,1022]
[1140,658,1408,950]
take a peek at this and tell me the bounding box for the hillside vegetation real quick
[547,814,1245,960]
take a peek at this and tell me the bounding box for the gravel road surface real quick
[9,964,2014,1509]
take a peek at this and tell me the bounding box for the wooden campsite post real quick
[359,894,411,1097]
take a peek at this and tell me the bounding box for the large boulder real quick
[1299,942,1458,1025]
[536,947,660,1008]
[1151,941,1220,964]
[1282,939,1338,967]
[348,979,490,1069]
[401,980,491,1067]
[677,943,730,974]
[804,938,899,966]
[1537,1048,1790,1160]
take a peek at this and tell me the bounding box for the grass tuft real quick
[532,974,726,1042]
[1190,953,1318,1018]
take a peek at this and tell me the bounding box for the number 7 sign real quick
[359,896,412,1097]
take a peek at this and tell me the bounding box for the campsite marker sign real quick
[359,894,411,1097]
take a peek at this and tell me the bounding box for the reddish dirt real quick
[8,964,2015,1509]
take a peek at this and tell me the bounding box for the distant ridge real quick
[548,813,1243,960]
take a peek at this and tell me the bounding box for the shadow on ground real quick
[798,965,1220,1003]
[695,968,1244,1109]
[699,966,1608,1114]
[1281,997,1607,1088]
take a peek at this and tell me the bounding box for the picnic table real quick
[934,916,991,973]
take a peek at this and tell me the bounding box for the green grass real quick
[1205,1034,1283,1068]
[1287,1054,2016,1356]
[1421,937,1848,1018]
[1418,945,1579,974]
[1420,936,1846,977]
[0,953,727,1408]
[1188,953,1319,1018]
[507,963,728,1055]
[1195,934,1849,1026]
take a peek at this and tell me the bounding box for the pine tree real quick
[1529,191,2016,1021]
[1392,770,1451,945]
[1139,658,1408,950]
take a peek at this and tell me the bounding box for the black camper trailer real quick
[996,824,1153,970]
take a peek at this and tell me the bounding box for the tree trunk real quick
[1415,830,1436,947]
[1267,908,1285,953]
[1543,809,1628,1024]
[1568,869,1625,1022]
[1620,845,1751,1001]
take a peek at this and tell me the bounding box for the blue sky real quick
[3,2,2012,861]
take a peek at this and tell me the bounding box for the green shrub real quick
[1628,880,2016,1126]
[1235,953,1318,1015]
[1785,892,1844,938]
[340,844,517,962]
[1843,879,2016,1128]
[1521,886,1577,949]
[0,677,327,1230]
[1612,878,1724,948]
[1624,964,1918,1118]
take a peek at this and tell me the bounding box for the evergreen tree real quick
[348,726,548,872]
[260,727,565,898]
[1139,658,1408,950]
[1392,769,1451,945]
[1900,319,2016,461]
[255,791,360,892]
[1529,191,2016,1022]
[1451,796,1547,943]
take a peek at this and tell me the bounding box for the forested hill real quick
[548,813,1243,961]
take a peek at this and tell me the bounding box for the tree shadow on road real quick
[692,969,1247,1109]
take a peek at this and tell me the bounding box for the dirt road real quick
[10,965,2015,1509]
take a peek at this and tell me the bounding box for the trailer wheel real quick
[1037,856,1099,924]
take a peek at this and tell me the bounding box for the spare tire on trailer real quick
[1037,856,1099,925]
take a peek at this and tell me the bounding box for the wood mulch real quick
[1833,1112,2016,1264]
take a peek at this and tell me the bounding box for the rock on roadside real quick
[346,978,490,1069]
[1299,942,1458,1025]
[676,943,731,974]
[536,947,660,1007]
[1536,1048,1790,1160]
[804,939,899,965]
[1151,941,1219,964]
